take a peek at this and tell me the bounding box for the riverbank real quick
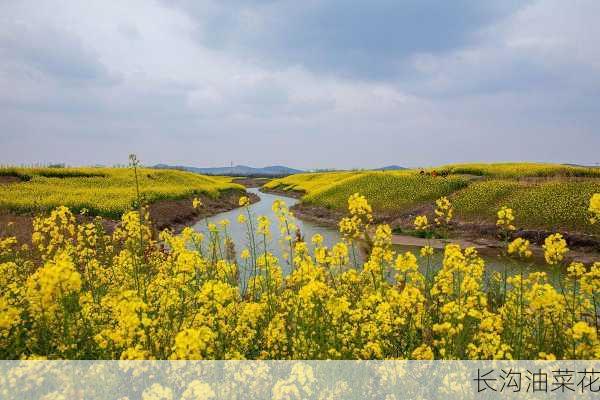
[231,177,271,188]
[290,200,600,264]
[0,189,260,243]
[259,186,304,199]
[149,189,260,233]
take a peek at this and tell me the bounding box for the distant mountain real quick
[376,165,408,171]
[153,164,304,177]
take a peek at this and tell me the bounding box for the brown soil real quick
[260,187,305,199]
[290,203,344,225]
[0,175,23,185]
[0,214,35,244]
[290,202,600,264]
[148,190,259,233]
[290,202,399,227]
[0,190,260,244]
[232,177,271,188]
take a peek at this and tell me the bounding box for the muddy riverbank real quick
[259,186,304,199]
[290,200,600,264]
[0,189,260,243]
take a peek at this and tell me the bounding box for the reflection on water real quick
[193,188,344,273]
[194,187,547,278]
[392,244,556,282]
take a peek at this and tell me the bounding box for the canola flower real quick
[507,238,532,259]
[543,233,569,265]
[413,215,429,231]
[192,198,202,209]
[434,196,453,226]
[268,167,600,237]
[0,192,599,361]
[239,196,250,207]
[590,193,600,224]
[496,206,516,231]
[0,166,241,218]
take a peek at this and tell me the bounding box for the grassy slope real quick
[263,171,363,194]
[268,163,600,234]
[0,167,243,218]
[304,172,470,213]
[452,179,600,233]
[433,162,600,178]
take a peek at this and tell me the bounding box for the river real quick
[193,187,547,277]
[193,188,343,273]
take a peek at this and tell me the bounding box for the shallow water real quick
[193,187,548,278]
[193,188,343,273]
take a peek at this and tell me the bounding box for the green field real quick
[304,172,470,212]
[452,179,600,232]
[0,167,242,218]
[433,162,600,178]
[263,170,363,194]
[267,163,600,233]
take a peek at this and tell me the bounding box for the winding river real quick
[192,188,343,272]
[193,187,547,277]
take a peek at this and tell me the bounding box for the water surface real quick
[193,188,547,278]
[193,188,343,272]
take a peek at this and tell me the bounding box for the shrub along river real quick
[193,187,549,278]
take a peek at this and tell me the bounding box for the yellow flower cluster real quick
[239,196,250,207]
[192,198,202,209]
[347,193,373,219]
[507,238,532,258]
[338,193,373,240]
[0,193,599,361]
[413,215,429,231]
[434,196,453,226]
[590,193,600,224]
[0,166,241,218]
[542,233,569,265]
[496,206,516,231]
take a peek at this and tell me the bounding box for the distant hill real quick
[376,165,408,171]
[564,163,600,168]
[153,164,304,177]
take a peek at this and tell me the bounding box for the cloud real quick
[165,0,531,80]
[0,22,116,85]
[0,0,598,168]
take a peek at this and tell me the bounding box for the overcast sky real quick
[1,0,599,169]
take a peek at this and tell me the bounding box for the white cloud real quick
[0,0,598,168]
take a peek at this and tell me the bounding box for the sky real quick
[1,0,599,169]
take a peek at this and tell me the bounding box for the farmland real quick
[452,179,600,233]
[433,162,600,178]
[0,161,599,361]
[263,170,363,195]
[265,163,600,235]
[0,166,243,219]
[303,173,470,213]
[1,187,599,361]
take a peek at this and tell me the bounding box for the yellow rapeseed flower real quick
[414,215,429,231]
[589,193,600,224]
[496,206,516,231]
[507,238,532,258]
[192,197,202,209]
[543,233,568,265]
[239,196,250,207]
[420,246,434,257]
